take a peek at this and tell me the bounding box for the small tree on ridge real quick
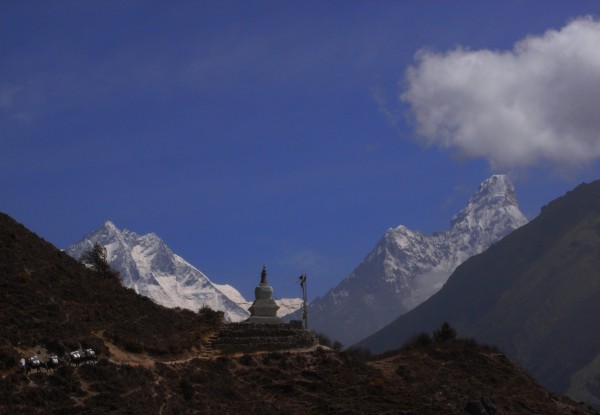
[433,321,457,342]
[80,243,120,281]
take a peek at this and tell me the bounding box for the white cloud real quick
[401,16,600,170]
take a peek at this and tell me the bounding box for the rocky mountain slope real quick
[0,212,596,414]
[304,175,527,346]
[66,222,300,322]
[357,179,600,409]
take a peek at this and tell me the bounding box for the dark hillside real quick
[1,334,596,414]
[357,180,600,407]
[0,212,222,363]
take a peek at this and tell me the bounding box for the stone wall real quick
[210,323,317,355]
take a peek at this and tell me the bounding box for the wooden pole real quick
[299,274,308,329]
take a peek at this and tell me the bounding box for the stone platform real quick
[207,323,317,355]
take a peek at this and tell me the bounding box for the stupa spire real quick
[260,265,268,285]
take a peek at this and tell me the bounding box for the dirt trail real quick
[93,331,163,367]
[94,329,322,368]
[5,330,321,377]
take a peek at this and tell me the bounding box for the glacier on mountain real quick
[65,222,301,322]
[300,175,528,346]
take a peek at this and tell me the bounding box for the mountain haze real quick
[305,175,527,345]
[357,179,600,408]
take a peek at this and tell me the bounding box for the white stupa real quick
[246,266,283,324]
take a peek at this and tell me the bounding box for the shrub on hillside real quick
[198,305,224,322]
[79,243,120,281]
[433,322,457,342]
[314,332,333,348]
[402,332,432,350]
[341,346,372,361]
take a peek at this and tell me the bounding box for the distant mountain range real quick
[301,175,528,346]
[356,179,600,408]
[2,211,593,414]
[65,222,301,321]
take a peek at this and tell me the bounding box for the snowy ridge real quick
[302,175,528,346]
[276,298,305,317]
[66,222,251,322]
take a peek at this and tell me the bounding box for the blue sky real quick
[3,1,600,301]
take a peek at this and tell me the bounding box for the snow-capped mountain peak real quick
[476,174,515,201]
[66,222,303,321]
[450,175,527,254]
[451,175,519,225]
[103,220,118,231]
[66,222,251,322]
[302,175,528,346]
